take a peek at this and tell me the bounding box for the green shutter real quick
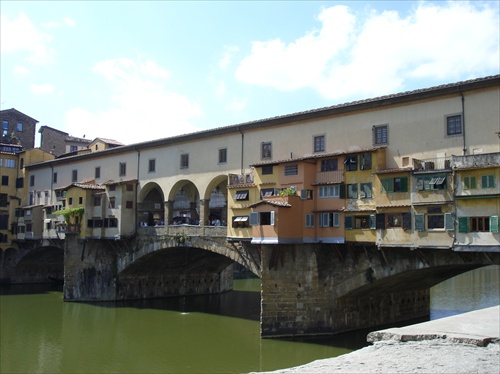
[249,212,259,226]
[458,217,469,233]
[400,177,408,192]
[369,214,376,229]
[415,214,425,231]
[381,178,393,193]
[345,216,353,230]
[339,184,346,199]
[445,213,454,231]
[470,176,477,189]
[490,216,499,233]
[402,212,411,230]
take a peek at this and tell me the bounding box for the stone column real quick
[199,199,209,227]
[164,200,173,225]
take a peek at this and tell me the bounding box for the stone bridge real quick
[63,225,261,301]
[2,229,499,338]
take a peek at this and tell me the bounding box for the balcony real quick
[451,152,500,169]
[229,173,254,186]
[314,170,344,184]
[413,157,451,171]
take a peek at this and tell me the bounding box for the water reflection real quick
[1,266,499,374]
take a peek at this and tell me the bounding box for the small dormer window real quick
[95,144,98,150]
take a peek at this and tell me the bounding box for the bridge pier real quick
[260,244,498,338]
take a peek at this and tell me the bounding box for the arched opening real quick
[169,180,200,225]
[137,182,165,227]
[206,176,228,226]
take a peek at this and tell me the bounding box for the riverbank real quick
[251,305,500,374]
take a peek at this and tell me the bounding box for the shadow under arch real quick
[15,246,64,283]
[138,181,165,226]
[116,246,235,300]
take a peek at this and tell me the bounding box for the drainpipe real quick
[460,92,466,155]
[238,126,244,174]
[134,147,140,235]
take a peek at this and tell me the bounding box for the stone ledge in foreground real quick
[367,305,500,347]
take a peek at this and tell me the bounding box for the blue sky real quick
[1,1,499,146]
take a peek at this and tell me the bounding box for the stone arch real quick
[168,180,200,225]
[14,246,64,283]
[205,175,229,226]
[137,182,165,226]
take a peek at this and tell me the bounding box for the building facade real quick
[10,75,500,253]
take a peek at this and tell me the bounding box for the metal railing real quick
[315,170,344,184]
[413,157,451,171]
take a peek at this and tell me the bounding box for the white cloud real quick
[64,58,203,145]
[0,12,55,63]
[235,2,500,101]
[14,65,30,77]
[219,46,240,70]
[31,84,54,95]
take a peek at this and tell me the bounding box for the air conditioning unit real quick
[300,189,308,199]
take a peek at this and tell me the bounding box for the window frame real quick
[446,114,462,136]
[261,142,272,160]
[313,135,325,153]
[481,175,496,189]
[320,158,338,172]
[119,162,127,176]
[180,154,189,169]
[148,158,156,173]
[218,148,227,164]
[373,125,388,145]
[284,164,298,176]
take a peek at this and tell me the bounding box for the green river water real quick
[1,266,499,374]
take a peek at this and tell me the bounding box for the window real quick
[345,155,357,171]
[72,170,78,182]
[360,153,372,170]
[104,218,118,227]
[261,188,276,198]
[321,158,338,172]
[458,216,499,233]
[463,176,476,190]
[232,216,249,228]
[180,154,189,169]
[93,196,102,206]
[126,184,134,191]
[119,162,127,176]
[5,159,15,168]
[126,201,133,209]
[87,219,103,228]
[284,164,298,176]
[1,176,8,186]
[318,185,340,198]
[109,197,116,209]
[347,184,358,199]
[250,211,275,226]
[53,172,58,184]
[481,175,495,189]
[149,159,156,172]
[30,175,35,187]
[0,194,7,207]
[373,125,388,145]
[386,212,411,229]
[218,148,227,164]
[2,120,8,137]
[381,177,408,193]
[17,122,23,131]
[109,185,116,191]
[446,115,462,135]
[261,142,272,160]
[69,197,73,205]
[79,197,83,204]
[261,165,273,175]
[95,167,101,179]
[235,190,249,201]
[345,215,376,230]
[359,183,372,198]
[305,214,315,228]
[314,135,325,153]
[319,212,340,227]
[0,214,8,230]
[16,177,23,188]
[70,145,78,152]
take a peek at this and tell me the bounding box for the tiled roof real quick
[376,203,412,208]
[251,146,386,166]
[374,167,413,174]
[248,199,292,208]
[102,179,137,185]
